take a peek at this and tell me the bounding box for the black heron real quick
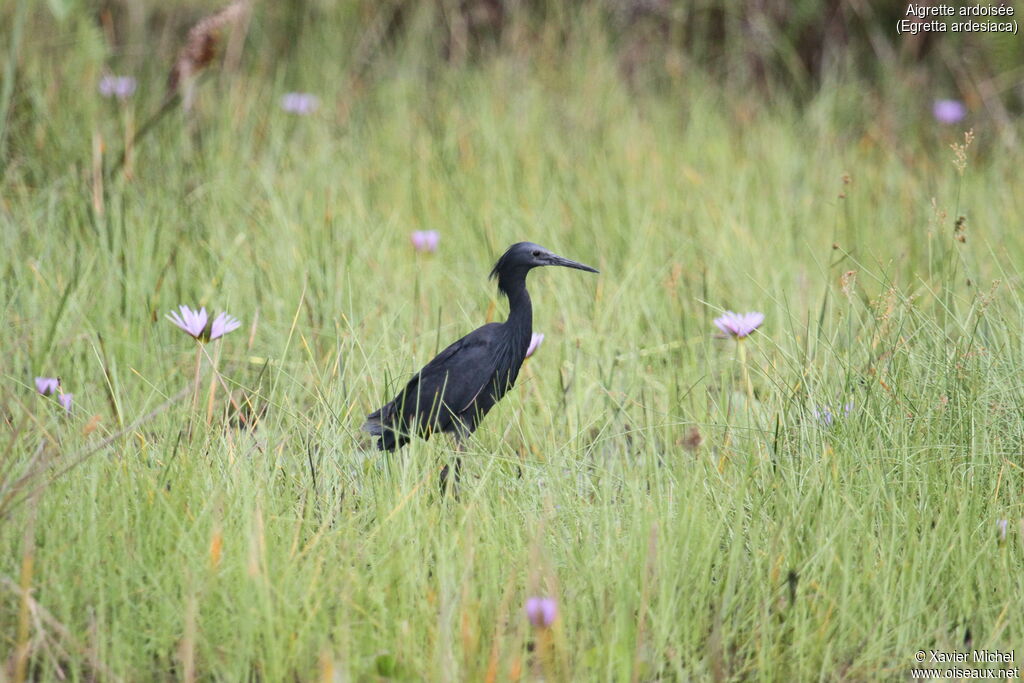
[363,242,598,475]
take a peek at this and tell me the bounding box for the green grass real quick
[3,7,1024,681]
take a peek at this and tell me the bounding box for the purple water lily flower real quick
[933,99,967,125]
[167,305,241,342]
[58,393,73,414]
[525,332,544,359]
[281,92,319,115]
[35,377,60,396]
[410,230,440,253]
[713,311,764,339]
[167,305,209,338]
[209,312,242,340]
[525,597,557,628]
[99,75,137,100]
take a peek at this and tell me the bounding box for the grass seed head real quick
[167,0,248,96]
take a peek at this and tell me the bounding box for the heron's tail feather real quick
[362,408,384,436]
[363,403,406,451]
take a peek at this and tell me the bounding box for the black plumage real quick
[363,242,598,451]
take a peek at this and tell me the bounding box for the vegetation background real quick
[1,0,1023,680]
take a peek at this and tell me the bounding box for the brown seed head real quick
[168,0,248,95]
[682,427,703,452]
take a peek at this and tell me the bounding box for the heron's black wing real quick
[364,323,505,448]
[400,323,505,423]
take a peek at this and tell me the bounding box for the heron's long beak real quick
[549,254,599,273]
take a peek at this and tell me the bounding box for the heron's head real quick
[489,242,598,294]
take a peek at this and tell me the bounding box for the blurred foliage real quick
[6,1,1024,96]
[1,0,1021,168]
[92,0,1024,97]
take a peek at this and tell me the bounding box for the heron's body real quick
[363,242,596,451]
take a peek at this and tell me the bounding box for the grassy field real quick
[3,5,1024,681]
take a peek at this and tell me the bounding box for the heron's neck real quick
[503,278,533,352]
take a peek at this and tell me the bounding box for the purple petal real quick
[166,309,188,334]
[740,312,765,336]
[189,307,209,336]
[58,393,73,413]
[812,407,831,427]
[713,311,738,336]
[35,376,60,396]
[814,401,854,428]
[281,92,319,115]
[166,305,208,338]
[410,230,440,253]
[209,312,242,340]
[933,99,967,125]
[713,310,764,338]
[525,597,557,628]
[525,332,544,359]
[99,75,137,99]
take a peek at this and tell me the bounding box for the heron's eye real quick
[532,250,541,257]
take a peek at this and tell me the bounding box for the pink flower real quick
[410,230,440,253]
[58,393,73,414]
[35,377,60,396]
[525,597,557,628]
[166,305,240,342]
[933,99,967,125]
[525,332,544,359]
[209,312,242,340]
[167,305,208,338]
[713,311,764,339]
[98,75,137,99]
[280,92,319,115]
